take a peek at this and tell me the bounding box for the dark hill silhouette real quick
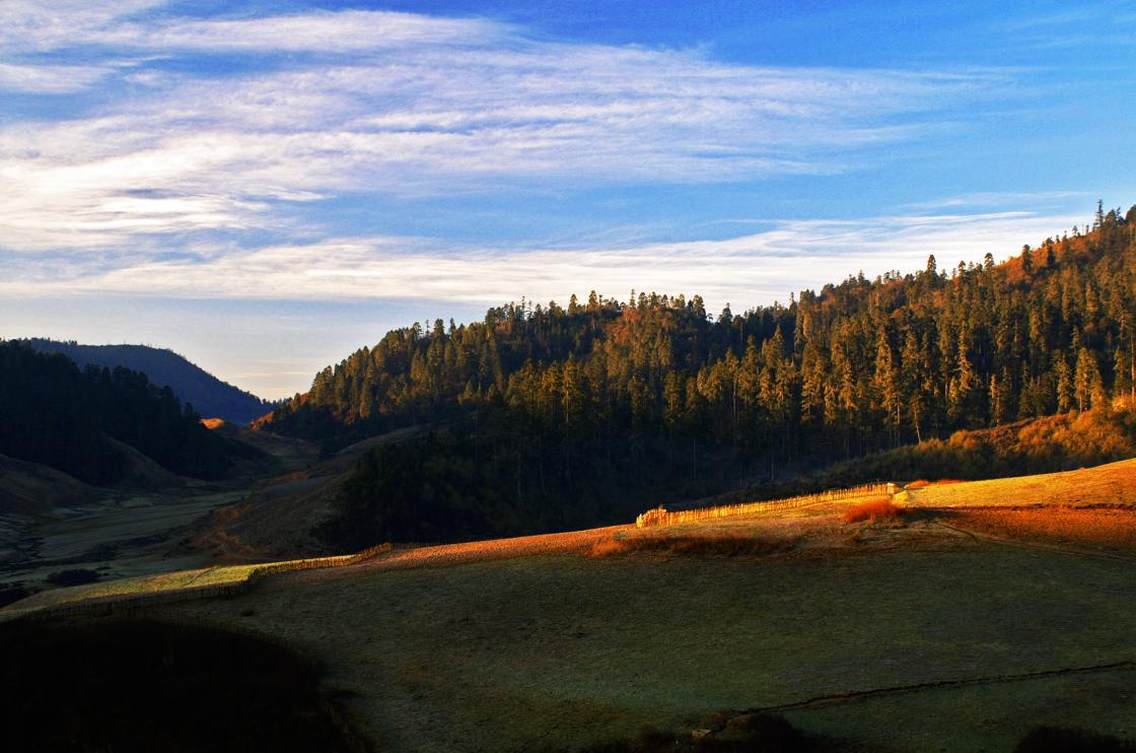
[23,340,270,424]
[0,342,265,485]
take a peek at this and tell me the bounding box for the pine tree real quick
[1055,353,1075,413]
[1074,346,1103,412]
[873,328,902,444]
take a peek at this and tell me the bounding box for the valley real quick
[0,420,318,604]
[5,461,1136,751]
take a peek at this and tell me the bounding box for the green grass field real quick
[155,537,1136,753]
[7,459,1136,751]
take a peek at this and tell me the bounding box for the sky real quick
[1,1,1134,398]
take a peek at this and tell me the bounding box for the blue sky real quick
[1,0,1134,398]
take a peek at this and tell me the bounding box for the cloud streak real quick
[0,3,1008,253]
[0,211,1081,310]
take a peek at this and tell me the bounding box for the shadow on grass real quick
[1014,726,1136,753]
[0,616,368,753]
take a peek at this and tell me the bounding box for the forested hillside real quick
[23,340,271,424]
[0,343,260,485]
[262,204,1136,545]
[268,204,1136,452]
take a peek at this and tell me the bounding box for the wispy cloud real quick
[0,211,1081,309]
[0,3,504,56]
[0,1,163,54]
[902,190,1091,211]
[0,62,117,93]
[0,3,1009,253]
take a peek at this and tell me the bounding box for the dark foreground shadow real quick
[0,616,368,753]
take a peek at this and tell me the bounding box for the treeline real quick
[0,342,256,484]
[268,204,1136,460]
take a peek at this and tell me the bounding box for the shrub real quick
[842,497,901,524]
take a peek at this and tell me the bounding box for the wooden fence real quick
[635,482,896,528]
[1,543,393,625]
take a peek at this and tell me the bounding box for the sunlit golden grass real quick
[905,479,963,490]
[904,457,1136,509]
[842,497,902,524]
[0,527,622,620]
[3,564,259,614]
[1,554,360,619]
[951,507,1136,551]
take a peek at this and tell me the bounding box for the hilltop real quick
[23,339,271,425]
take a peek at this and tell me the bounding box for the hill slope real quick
[253,204,1136,545]
[0,342,263,485]
[24,340,270,424]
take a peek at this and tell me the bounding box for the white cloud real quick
[106,10,507,52]
[0,3,506,56]
[0,3,1011,252]
[0,62,115,93]
[0,1,164,53]
[903,190,1091,211]
[0,211,1081,309]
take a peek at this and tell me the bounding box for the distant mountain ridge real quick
[23,340,271,425]
[0,342,265,486]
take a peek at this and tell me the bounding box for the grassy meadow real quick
[152,539,1136,753]
[5,458,1136,751]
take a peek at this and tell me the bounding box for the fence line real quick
[635,483,896,528]
[6,484,898,622]
[1,543,394,624]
